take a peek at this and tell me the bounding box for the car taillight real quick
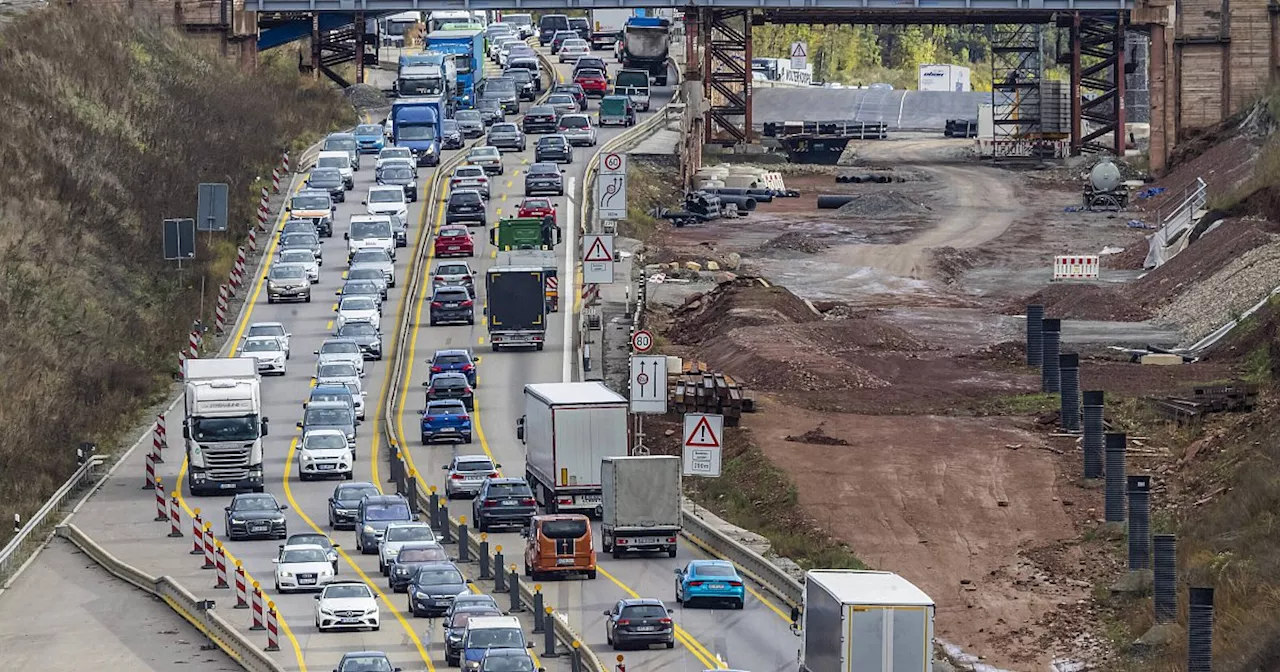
[425,416,437,422]
[462,364,474,372]
[520,498,536,506]
[431,366,442,373]
[458,414,470,421]
[488,472,498,478]
[688,581,704,587]
[616,619,630,625]
[431,301,443,308]
[484,500,498,507]
[659,618,672,624]
[460,300,473,307]
[435,276,445,282]
[451,473,465,480]
[728,581,743,587]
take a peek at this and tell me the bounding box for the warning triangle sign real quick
[790,42,807,58]
[584,237,612,262]
[685,416,721,448]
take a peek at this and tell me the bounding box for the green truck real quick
[489,216,562,251]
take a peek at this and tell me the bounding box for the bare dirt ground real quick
[643,131,1269,670]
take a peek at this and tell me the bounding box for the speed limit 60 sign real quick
[631,329,654,353]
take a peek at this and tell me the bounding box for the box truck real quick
[517,383,629,517]
[917,64,971,92]
[183,358,269,495]
[589,9,634,50]
[600,455,682,558]
[789,570,935,672]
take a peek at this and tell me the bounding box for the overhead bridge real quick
[242,0,1130,12]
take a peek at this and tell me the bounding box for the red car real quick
[434,225,475,258]
[517,197,556,224]
[573,68,609,97]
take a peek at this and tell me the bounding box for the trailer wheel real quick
[602,539,613,553]
[612,548,621,559]
[667,546,677,558]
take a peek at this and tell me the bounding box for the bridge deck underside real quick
[242,0,1131,13]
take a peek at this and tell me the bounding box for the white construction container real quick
[917,64,971,92]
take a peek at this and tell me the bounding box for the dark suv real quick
[538,13,569,45]
[355,494,413,554]
[603,599,675,650]
[535,136,572,164]
[471,477,536,532]
[428,286,475,326]
[524,162,565,196]
[523,106,559,134]
[445,190,487,227]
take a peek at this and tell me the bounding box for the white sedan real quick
[298,429,355,481]
[274,544,336,593]
[241,336,287,375]
[243,322,290,359]
[335,296,381,332]
[559,39,590,63]
[279,249,320,284]
[315,581,381,632]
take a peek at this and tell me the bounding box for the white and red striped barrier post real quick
[143,449,157,490]
[247,226,258,253]
[281,151,290,174]
[156,413,167,449]
[234,560,250,608]
[214,541,230,589]
[154,478,168,522]
[202,522,216,570]
[177,351,187,379]
[191,509,206,555]
[168,490,183,538]
[270,167,282,194]
[187,330,201,360]
[257,187,271,230]
[227,264,240,298]
[264,601,281,651]
[231,246,247,291]
[151,425,165,465]
[214,284,229,335]
[250,581,266,630]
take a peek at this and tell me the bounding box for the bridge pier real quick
[700,8,753,145]
[355,11,366,85]
[1068,12,1128,156]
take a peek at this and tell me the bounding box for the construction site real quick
[608,76,1280,668]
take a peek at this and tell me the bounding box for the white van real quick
[347,215,397,261]
[316,151,356,190]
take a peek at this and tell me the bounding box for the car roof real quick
[482,649,533,659]
[362,494,407,504]
[385,521,431,530]
[620,597,667,608]
[280,543,328,553]
[243,335,281,344]
[307,401,352,410]
[428,398,467,407]
[341,651,391,659]
[483,477,525,486]
[399,541,446,550]
[234,492,278,502]
[689,559,736,569]
[304,427,348,438]
[369,185,402,193]
[337,481,377,493]
[435,348,472,357]
[311,385,354,395]
[322,338,360,346]
[249,321,286,329]
[296,188,330,197]
[327,132,356,140]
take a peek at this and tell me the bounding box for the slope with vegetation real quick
[0,5,353,547]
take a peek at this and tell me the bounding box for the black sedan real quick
[407,563,469,617]
[534,136,572,165]
[552,83,588,111]
[477,98,504,126]
[524,162,565,196]
[441,119,465,150]
[327,481,380,530]
[486,123,527,152]
[387,542,451,592]
[424,372,474,410]
[224,493,288,541]
[335,320,383,360]
[455,110,485,138]
[522,106,559,134]
[306,168,346,202]
[376,164,418,203]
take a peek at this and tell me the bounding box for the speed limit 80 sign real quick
[631,329,654,353]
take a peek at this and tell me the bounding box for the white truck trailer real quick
[917,64,971,92]
[790,570,936,672]
[517,382,628,517]
[600,455,681,558]
[589,9,634,49]
[183,358,269,496]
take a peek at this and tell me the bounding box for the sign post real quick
[628,354,668,456]
[597,152,627,222]
[789,41,808,71]
[163,218,197,267]
[582,234,615,284]
[682,413,724,477]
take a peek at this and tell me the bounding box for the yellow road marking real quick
[597,567,722,669]
[680,532,792,621]
[283,438,436,671]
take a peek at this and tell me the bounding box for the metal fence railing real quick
[0,455,106,588]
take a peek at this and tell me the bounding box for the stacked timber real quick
[669,361,755,426]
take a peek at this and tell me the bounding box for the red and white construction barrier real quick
[143,450,157,490]
[214,284,230,335]
[156,413,167,442]
[202,522,216,570]
[234,561,250,608]
[227,262,240,298]
[257,187,271,230]
[152,425,165,464]
[191,509,206,556]
[247,226,258,253]
[187,329,201,359]
[231,246,247,290]
[168,491,183,537]
[582,284,600,304]
[214,542,229,589]
[264,601,281,652]
[1052,255,1100,280]
[281,151,290,174]
[250,581,266,631]
[154,478,167,522]
[271,167,282,194]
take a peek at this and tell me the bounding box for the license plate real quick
[448,247,459,251]
[709,584,726,590]
[300,577,317,585]
[630,537,662,545]
[635,626,655,632]
[556,558,574,566]
[252,525,269,532]
[317,464,335,470]
[340,618,361,624]
[503,500,518,506]
[581,494,602,503]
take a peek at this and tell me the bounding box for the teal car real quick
[674,559,745,609]
[354,123,386,154]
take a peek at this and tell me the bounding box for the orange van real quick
[523,514,597,580]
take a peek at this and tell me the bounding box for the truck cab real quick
[523,514,597,580]
[390,98,444,167]
[489,216,560,251]
[183,358,270,495]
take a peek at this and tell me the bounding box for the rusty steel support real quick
[1149,22,1168,173]
[354,11,366,84]
[703,8,752,145]
[991,23,1043,141]
[1070,14,1082,153]
[311,15,321,80]
[1075,13,1128,154]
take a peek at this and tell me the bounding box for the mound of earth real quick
[667,279,820,345]
[785,425,851,445]
[758,232,829,254]
[832,190,932,218]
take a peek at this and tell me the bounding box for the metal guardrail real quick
[57,523,287,672]
[0,455,106,587]
[680,507,803,607]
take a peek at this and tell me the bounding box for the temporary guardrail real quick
[376,47,605,671]
[57,523,286,672]
[0,455,106,588]
[680,506,803,607]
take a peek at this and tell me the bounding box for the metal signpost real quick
[582,234,615,284]
[682,413,724,477]
[597,152,627,227]
[628,354,668,455]
[196,182,230,232]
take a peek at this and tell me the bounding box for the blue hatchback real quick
[354,123,386,154]
[421,399,473,445]
[674,560,745,609]
[430,349,479,387]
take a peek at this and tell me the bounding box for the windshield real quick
[366,503,411,522]
[351,220,393,238]
[483,656,535,672]
[692,564,737,577]
[348,269,382,282]
[318,363,358,378]
[341,297,377,312]
[387,526,435,542]
[340,656,393,672]
[451,192,481,205]
[400,76,443,96]
[492,124,517,133]
[242,339,280,353]
[306,433,347,450]
[455,168,483,178]
[352,250,390,264]
[247,325,284,338]
[508,14,531,25]
[382,167,413,181]
[560,117,588,129]
[466,627,524,649]
[282,234,317,247]
[452,54,474,76]
[548,95,574,107]
[317,156,347,169]
[337,485,379,503]
[341,323,378,337]
[321,342,361,355]
[434,376,469,390]
[399,124,437,141]
[576,69,603,79]
[381,148,412,160]
[190,416,260,442]
[435,354,470,366]
[442,120,459,132]
[400,547,448,563]
[537,137,564,147]
[356,124,382,136]
[292,195,329,210]
[457,111,481,122]
[427,402,466,415]
[540,519,587,539]
[325,137,356,151]
[270,266,306,283]
[325,584,372,599]
[438,264,469,275]
[522,199,550,210]
[529,164,557,175]
[416,567,463,584]
[484,483,531,498]
[616,71,648,87]
[305,407,353,425]
[282,548,328,563]
[280,251,313,264]
[471,148,499,159]
[232,495,277,512]
[486,79,516,94]
[622,605,669,618]
[368,190,403,204]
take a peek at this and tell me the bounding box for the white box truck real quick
[517,382,629,516]
[917,64,971,92]
[789,570,935,672]
[589,9,634,49]
[600,455,681,558]
[183,358,269,496]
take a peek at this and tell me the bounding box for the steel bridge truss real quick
[990,23,1044,142]
[1070,12,1128,155]
[702,8,752,145]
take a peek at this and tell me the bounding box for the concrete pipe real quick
[816,194,859,209]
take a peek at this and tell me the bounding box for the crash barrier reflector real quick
[1052,255,1100,280]
[55,524,288,672]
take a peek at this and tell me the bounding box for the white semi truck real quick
[790,570,936,672]
[600,455,682,558]
[183,358,269,496]
[517,382,628,517]
[588,9,634,50]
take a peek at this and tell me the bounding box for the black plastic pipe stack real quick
[1082,391,1105,479]
[1153,534,1177,624]
[1104,432,1127,523]
[1127,475,1152,570]
[1187,587,1215,672]
[1059,353,1081,432]
[1041,319,1062,393]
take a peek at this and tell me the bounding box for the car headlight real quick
[279,571,293,578]
[229,518,245,525]
[320,608,334,615]
[319,568,333,577]
[415,590,430,599]
[448,633,462,643]
[466,661,481,670]
[363,525,376,535]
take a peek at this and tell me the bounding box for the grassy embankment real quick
[0,5,353,557]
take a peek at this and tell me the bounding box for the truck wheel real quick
[602,540,612,552]
[612,548,621,560]
[668,547,677,558]
[586,569,597,579]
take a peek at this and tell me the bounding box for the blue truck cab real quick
[391,98,444,167]
[426,28,486,110]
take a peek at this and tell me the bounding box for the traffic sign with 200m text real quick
[683,413,724,477]
[583,234,614,284]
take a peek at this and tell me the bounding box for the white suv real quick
[315,581,380,632]
[363,186,409,231]
[298,429,354,481]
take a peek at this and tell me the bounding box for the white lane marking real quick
[562,176,577,382]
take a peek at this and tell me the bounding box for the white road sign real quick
[597,171,627,221]
[631,329,654,353]
[582,234,614,284]
[629,355,668,414]
[683,413,723,477]
[790,41,808,71]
